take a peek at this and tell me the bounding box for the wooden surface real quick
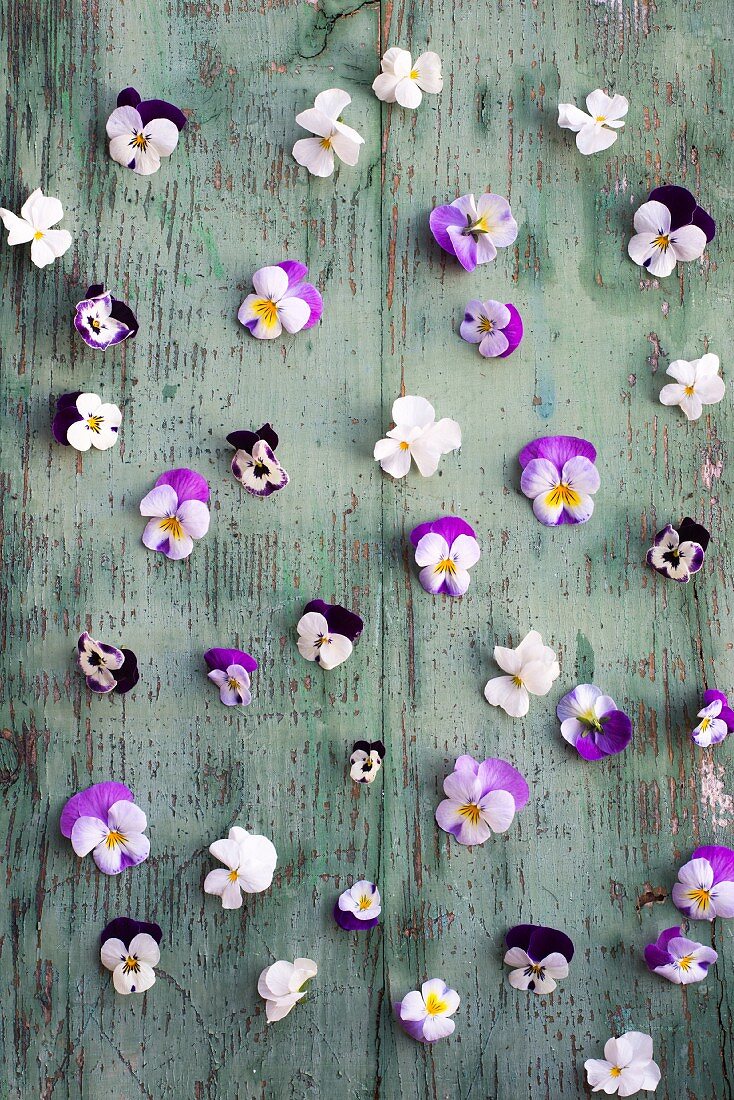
[1,0,732,1097]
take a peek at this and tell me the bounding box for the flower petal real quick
[484,675,529,717]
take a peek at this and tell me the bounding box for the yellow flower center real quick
[687,887,711,912]
[512,675,523,687]
[479,317,494,333]
[319,135,333,150]
[160,515,185,540]
[457,803,481,826]
[610,1067,622,1079]
[678,954,694,971]
[228,677,241,690]
[358,895,373,911]
[595,115,606,122]
[228,868,239,883]
[132,131,148,150]
[252,298,279,328]
[684,385,695,396]
[545,482,581,509]
[123,956,141,974]
[410,68,419,79]
[699,717,711,731]
[434,558,457,575]
[86,415,103,433]
[33,229,44,240]
[90,318,102,332]
[653,233,671,251]
[425,992,447,1015]
[399,441,410,451]
[105,830,126,849]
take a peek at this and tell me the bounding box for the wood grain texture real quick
[0,0,732,1097]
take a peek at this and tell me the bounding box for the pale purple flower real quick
[409,516,480,597]
[60,782,150,875]
[100,917,162,995]
[646,517,710,583]
[557,684,632,760]
[74,284,138,350]
[394,979,460,1043]
[628,185,715,279]
[106,87,186,175]
[504,925,574,994]
[435,754,529,846]
[140,468,210,560]
[519,435,600,526]
[204,647,258,707]
[238,261,322,340]
[672,846,734,921]
[460,299,523,358]
[429,192,518,272]
[691,689,734,747]
[333,881,381,930]
[644,926,717,985]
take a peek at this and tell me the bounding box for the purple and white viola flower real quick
[106,87,186,175]
[227,423,289,497]
[519,435,600,526]
[204,647,258,707]
[585,1032,661,1096]
[100,917,162,996]
[409,516,480,597]
[484,630,560,718]
[52,392,122,452]
[644,926,717,985]
[292,89,365,177]
[371,47,442,108]
[60,782,150,875]
[435,754,529,846]
[258,958,318,1023]
[430,192,518,272]
[460,299,523,359]
[140,468,210,560]
[394,979,460,1043]
[557,684,632,760]
[204,826,278,909]
[628,185,715,279]
[672,846,734,921]
[374,395,461,479]
[0,188,72,268]
[557,90,628,154]
[646,517,710,583]
[334,880,381,930]
[350,740,386,784]
[77,631,139,695]
[659,354,724,422]
[74,284,138,350]
[296,599,363,671]
[691,689,734,748]
[504,925,574,994]
[238,262,322,340]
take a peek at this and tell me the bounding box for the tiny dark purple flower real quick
[74,284,138,350]
[409,516,480,597]
[106,88,187,176]
[204,647,258,707]
[76,631,139,695]
[227,423,289,497]
[350,740,386,784]
[644,925,717,984]
[460,299,524,358]
[647,517,710,583]
[504,924,574,993]
[519,435,600,526]
[691,689,734,747]
[556,684,632,760]
[334,880,381,930]
[296,599,364,670]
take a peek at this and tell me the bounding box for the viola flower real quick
[334,880,381,930]
[519,435,600,526]
[0,188,72,268]
[258,958,318,1023]
[52,393,122,452]
[644,926,717,985]
[409,516,480,597]
[238,262,322,341]
[394,979,460,1043]
[557,684,632,760]
[435,754,529,846]
[659,354,725,421]
[691,689,734,748]
[106,87,187,175]
[204,647,258,707]
[672,845,734,921]
[227,423,289,496]
[484,630,560,718]
[140,468,210,560]
[204,826,277,909]
[503,925,575,994]
[100,917,162,996]
[628,184,715,279]
[374,395,461,479]
[371,47,443,108]
[429,192,518,272]
[646,517,710,583]
[74,284,138,350]
[557,90,629,154]
[292,89,365,177]
[460,299,523,359]
[585,1032,661,1096]
[77,631,139,695]
[350,740,386,784]
[296,599,363,671]
[60,782,150,875]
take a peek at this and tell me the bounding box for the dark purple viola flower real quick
[52,391,83,445]
[644,925,717,984]
[409,516,480,597]
[204,647,258,707]
[334,881,381,930]
[101,916,163,948]
[504,924,574,993]
[296,599,364,670]
[74,285,138,350]
[106,88,186,176]
[204,648,258,674]
[114,650,140,695]
[648,186,716,242]
[647,517,710,583]
[429,193,518,272]
[60,781,149,875]
[76,632,138,695]
[460,299,523,358]
[519,435,600,526]
[672,845,734,920]
[227,423,289,497]
[628,185,714,278]
[238,262,323,339]
[692,688,734,747]
[139,468,210,560]
[350,740,386,784]
[100,915,162,995]
[556,684,632,760]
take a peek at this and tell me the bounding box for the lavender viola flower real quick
[435,754,529,846]
[460,300,524,359]
[77,631,139,695]
[409,516,480,597]
[429,192,518,272]
[557,684,632,760]
[100,917,162,995]
[106,87,187,175]
[646,517,710,583]
[60,781,150,875]
[204,647,258,707]
[296,599,363,670]
[74,284,138,350]
[672,845,734,921]
[691,689,734,747]
[238,262,323,340]
[644,926,717,985]
[226,423,289,497]
[333,881,381,930]
[628,185,715,279]
[139,468,210,560]
[503,925,575,994]
[519,435,600,526]
[394,979,460,1043]
[52,392,122,452]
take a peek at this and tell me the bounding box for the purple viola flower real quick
[296,599,363,670]
[106,87,187,175]
[394,979,460,1043]
[60,781,150,875]
[519,435,600,526]
[140,468,210,560]
[429,192,518,272]
[74,284,138,350]
[628,184,715,279]
[101,917,162,995]
[557,684,632,760]
[460,299,523,359]
[227,423,289,497]
[204,647,258,707]
[52,392,122,451]
[435,754,529,846]
[504,925,574,994]
[77,631,139,695]
[409,516,480,597]
[644,926,717,985]
[691,689,734,747]
[647,517,710,583]
[238,261,323,340]
[672,845,734,921]
[333,880,381,930]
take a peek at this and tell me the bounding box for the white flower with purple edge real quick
[557,684,632,760]
[644,926,717,985]
[296,599,363,671]
[60,781,150,875]
[394,979,460,1043]
[227,423,289,497]
[292,89,364,178]
[334,880,381,930]
[484,630,560,718]
[350,740,385,784]
[504,924,574,994]
[204,826,277,909]
[0,188,72,268]
[429,192,518,272]
[374,395,461,479]
[585,1032,661,1096]
[100,917,162,995]
[659,354,724,421]
[238,262,322,340]
[435,754,529,846]
[519,435,600,526]
[372,47,442,109]
[140,467,210,560]
[691,690,734,748]
[628,185,715,279]
[204,647,258,707]
[409,516,480,597]
[557,90,628,154]
[258,958,318,1022]
[672,845,734,921]
[52,392,122,452]
[646,517,710,583]
[106,87,186,176]
[460,299,524,359]
[76,632,139,695]
[74,284,138,350]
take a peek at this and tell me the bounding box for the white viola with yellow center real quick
[0,188,72,268]
[258,958,318,1023]
[238,265,315,340]
[410,516,480,597]
[374,395,461,479]
[659,353,725,421]
[140,467,210,561]
[585,1032,661,1097]
[557,89,628,154]
[372,47,443,109]
[519,434,600,526]
[204,826,277,909]
[64,393,122,452]
[106,88,187,176]
[435,754,529,846]
[672,847,734,922]
[394,979,460,1043]
[101,926,161,995]
[334,880,381,930]
[292,88,365,178]
[484,630,560,718]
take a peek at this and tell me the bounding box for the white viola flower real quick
[557,90,628,154]
[258,958,318,1023]
[338,880,381,921]
[396,979,460,1042]
[372,47,443,109]
[204,826,277,909]
[374,395,461,479]
[628,199,707,278]
[292,89,365,178]
[101,930,161,995]
[484,630,560,718]
[0,188,72,268]
[585,1031,661,1096]
[659,354,724,421]
[65,393,122,452]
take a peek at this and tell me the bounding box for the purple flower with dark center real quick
[691,689,734,747]
[672,845,734,921]
[333,880,381,930]
[460,299,524,359]
[101,917,162,995]
[74,284,138,350]
[106,87,187,175]
[557,684,632,760]
[519,435,600,526]
[435,754,529,845]
[409,516,480,597]
[140,468,210,560]
[238,262,323,340]
[52,392,122,451]
[296,599,363,670]
[429,192,518,272]
[204,647,258,707]
[394,979,460,1042]
[60,781,150,875]
[504,925,574,994]
[77,631,139,695]
[628,185,715,278]
[646,517,710,583]
[227,423,289,497]
[644,926,717,985]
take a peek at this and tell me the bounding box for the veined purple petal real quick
[394,1004,428,1042]
[114,650,140,695]
[100,916,162,949]
[60,781,134,837]
[109,297,139,338]
[117,87,142,110]
[294,282,323,328]
[593,710,633,756]
[703,690,734,731]
[278,260,309,287]
[333,903,379,931]
[304,599,363,643]
[429,203,466,256]
[677,516,710,553]
[137,98,187,131]
[692,845,734,886]
[573,733,607,761]
[476,757,529,810]
[155,467,209,504]
[410,516,476,548]
[518,435,597,471]
[204,647,258,674]
[498,303,524,359]
[446,225,478,271]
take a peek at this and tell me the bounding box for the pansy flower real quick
[409,516,480,597]
[238,262,322,340]
[77,631,139,695]
[106,87,187,175]
[659,353,724,422]
[140,468,210,560]
[646,517,710,583]
[484,630,560,718]
[644,926,717,985]
[100,917,162,996]
[292,89,364,177]
[0,188,72,268]
[628,185,715,278]
[429,192,518,272]
[258,958,318,1022]
[334,880,381,930]
[60,781,150,875]
[557,684,632,760]
[227,423,289,496]
[74,283,138,350]
[350,740,386,784]
[460,299,523,359]
[691,689,734,748]
[374,395,461,479]
[503,924,574,994]
[672,845,734,921]
[204,826,277,909]
[296,599,363,671]
[52,393,122,452]
[585,1032,661,1096]
[557,90,629,154]
[372,47,443,108]
[519,435,600,526]
[204,647,258,707]
[435,754,529,846]
[394,979,460,1043]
